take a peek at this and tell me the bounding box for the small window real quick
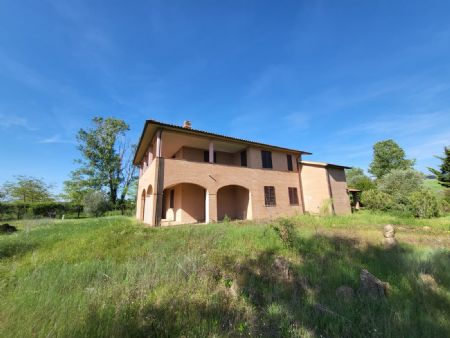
[204,151,217,163]
[170,190,175,208]
[264,186,276,206]
[288,187,299,205]
[287,154,293,171]
[240,150,247,167]
[261,150,273,169]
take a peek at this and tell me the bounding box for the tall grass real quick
[1,214,449,337]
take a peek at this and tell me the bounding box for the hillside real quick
[1,214,449,337]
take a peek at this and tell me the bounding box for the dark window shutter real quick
[288,187,299,205]
[204,151,208,162]
[287,154,293,171]
[261,150,273,169]
[264,186,276,206]
[240,150,247,167]
[170,190,175,208]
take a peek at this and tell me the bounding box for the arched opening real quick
[140,189,146,221]
[217,185,251,221]
[162,183,206,224]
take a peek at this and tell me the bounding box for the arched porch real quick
[217,185,251,221]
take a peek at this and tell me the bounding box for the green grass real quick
[1,212,449,337]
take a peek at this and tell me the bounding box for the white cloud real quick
[0,114,33,130]
[38,134,74,144]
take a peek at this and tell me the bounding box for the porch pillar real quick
[156,129,162,157]
[209,141,214,163]
[205,191,217,223]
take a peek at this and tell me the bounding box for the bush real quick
[377,169,423,207]
[360,189,394,211]
[408,190,442,218]
[271,218,296,248]
[83,191,110,217]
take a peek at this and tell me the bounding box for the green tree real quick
[368,140,414,179]
[2,175,53,202]
[345,167,375,191]
[67,117,137,206]
[429,146,450,188]
[377,169,423,207]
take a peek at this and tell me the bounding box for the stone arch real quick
[217,184,251,221]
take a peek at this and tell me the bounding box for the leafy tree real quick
[67,117,137,206]
[408,190,442,218]
[345,167,375,191]
[377,169,423,207]
[2,175,53,202]
[360,189,394,211]
[368,140,414,179]
[429,146,450,188]
[83,191,110,217]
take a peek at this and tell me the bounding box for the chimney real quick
[183,120,192,129]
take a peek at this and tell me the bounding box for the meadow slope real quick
[1,213,449,337]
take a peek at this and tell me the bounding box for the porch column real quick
[205,191,217,223]
[148,146,153,165]
[156,129,162,157]
[209,141,214,163]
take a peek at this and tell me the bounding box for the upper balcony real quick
[137,127,302,176]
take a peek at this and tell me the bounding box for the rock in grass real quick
[1,223,17,234]
[383,224,395,238]
[272,256,291,281]
[336,286,354,302]
[419,273,438,290]
[383,237,398,249]
[422,226,431,231]
[358,269,388,298]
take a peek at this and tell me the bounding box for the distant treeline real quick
[0,201,135,221]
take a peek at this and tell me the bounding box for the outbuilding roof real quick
[300,160,352,170]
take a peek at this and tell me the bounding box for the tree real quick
[429,146,450,188]
[368,140,414,179]
[83,191,110,217]
[345,167,375,191]
[67,117,137,206]
[377,169,423,207]
[2,175,53,202]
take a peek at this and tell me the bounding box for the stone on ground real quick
[358,269,388,298]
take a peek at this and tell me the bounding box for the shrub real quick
[319,199,333,216]
[271,218,296,248]
[360,189,394,211]
[408,190,442,218]
[377,169,423,207]
[83,191,110,217]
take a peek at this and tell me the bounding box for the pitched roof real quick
[134,119,312,164]
[300,160,352,170]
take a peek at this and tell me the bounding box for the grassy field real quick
[1,212,449,337]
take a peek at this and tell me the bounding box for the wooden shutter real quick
[261,151,273,169]
[240,150,247,167]
[287,154,293,171]
[288,187,299,205]
[264,186,276,206]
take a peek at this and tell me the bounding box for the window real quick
[288,187,299,205]
[264,186,276,206]
[169,190,175,208]
[287,154,293,171]
[261,150,273,169]
[240,150,247,167]
[204,151,217,163]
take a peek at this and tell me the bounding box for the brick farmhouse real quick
[134,120,351,226]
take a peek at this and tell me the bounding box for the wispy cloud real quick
[0,113,34,130]
[38,134,74,144]
[337,111,449,137]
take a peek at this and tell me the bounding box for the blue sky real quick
[1,0,449,194]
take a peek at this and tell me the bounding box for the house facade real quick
[134,120,351,226]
